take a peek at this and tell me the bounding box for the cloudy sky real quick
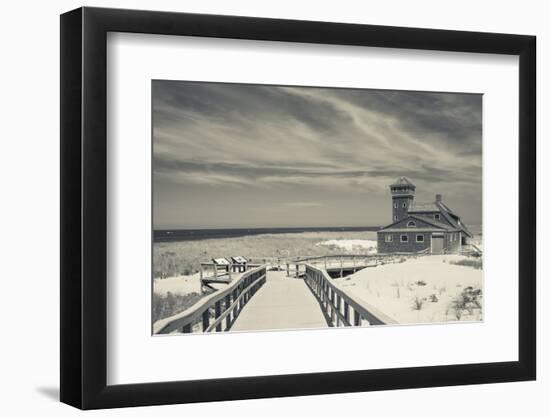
[153,81,482,229]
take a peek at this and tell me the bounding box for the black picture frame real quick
[60,6,536,410]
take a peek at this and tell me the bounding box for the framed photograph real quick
[60,7,536,409]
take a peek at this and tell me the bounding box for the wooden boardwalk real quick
[230,271,328,332]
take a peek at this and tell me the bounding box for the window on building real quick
[402,202,407,208]
[393,215,398,221]
[407,221,416,227]
[434,214,441,220]
[450,234,453,242]
[393,202,397,208]
[416,234,424,242]
[385,235,393,242]
[400,235,408,243]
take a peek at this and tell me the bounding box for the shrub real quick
[412,296,424,310]
[152,291,203,323]
[449,287,482,320]
[450,258,482,270]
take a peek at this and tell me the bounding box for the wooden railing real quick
[304,264,398,326]
[154,265,267,334]
[287,250,429,278]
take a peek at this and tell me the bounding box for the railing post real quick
[239,283,244,310]
[202,308,210,332]
[233,289,239,316]
[344,301,349,324]
[336,295,342,327]
[225,294,232,329]
[215,300,222,332]
[286,263,289,277]
[330,289,336,324]
[354,309,361,326]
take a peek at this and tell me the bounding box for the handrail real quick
[154,265,267,334]
[286,250,429,278]
[304,264,398,326]
[204,273,265,332]
[291,250,429,264]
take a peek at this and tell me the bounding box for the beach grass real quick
[153,231,377,279]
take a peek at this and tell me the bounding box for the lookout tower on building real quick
[390,177,416,223]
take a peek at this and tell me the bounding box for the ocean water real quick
[153,226,380,243]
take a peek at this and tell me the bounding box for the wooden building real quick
[377,177,473,254]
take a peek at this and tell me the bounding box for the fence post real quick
[202,309,210,332]
[344,301,349,324]
[239,283,245,309]
[215,301,222,332]
[354,309,361,326]
[330,289,336,324]
[225,294,232,329]
[336,295,342,327]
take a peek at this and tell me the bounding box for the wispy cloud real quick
[153,81,482,228]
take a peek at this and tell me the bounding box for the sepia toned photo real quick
[151,81,483,335]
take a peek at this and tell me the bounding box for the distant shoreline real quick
[154,226,381,243]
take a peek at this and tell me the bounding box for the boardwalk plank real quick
[231,271,328,331]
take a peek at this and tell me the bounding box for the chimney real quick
[435,194,442,203]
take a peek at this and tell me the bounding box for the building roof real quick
[389,176,416,189]
[436,203,473,237]
[407,200,473,238]
[437,201,457,216]
[379,214,459,233]
[408,201,439,212]
[231,256,248,264]
[212,258,231,265]
[378,228,450,233]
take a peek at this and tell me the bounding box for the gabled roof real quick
[437,201,457,216]
[436,202,473,237]
[420,215,459,231]
[390,177,416,189]
[407,199,473,238]
[379,214,459,233]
